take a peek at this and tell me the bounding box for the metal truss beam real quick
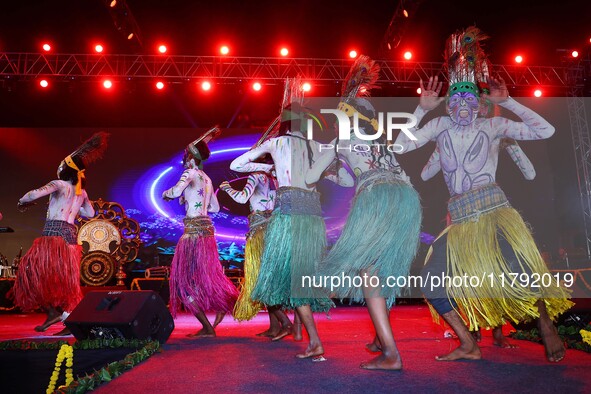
[566,58,591,258]
[0,53,571,90]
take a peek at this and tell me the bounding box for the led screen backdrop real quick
[0,98,584,267]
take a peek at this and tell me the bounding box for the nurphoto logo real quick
[306,109,419,153]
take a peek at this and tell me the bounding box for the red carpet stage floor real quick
[1,306,590,393]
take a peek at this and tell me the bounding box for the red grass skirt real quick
[169,234,238,317]
[13,236,82,312]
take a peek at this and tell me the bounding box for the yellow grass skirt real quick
[430,205,573,330]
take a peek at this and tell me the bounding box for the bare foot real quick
[492,327,518,348]
[436,344,481,361]
[53,327,72,336]
[187,327,216,338]
[538,318,565,362]
[213,312,226,328]
[271,325,293,341]
[365,336,382,353]
[34,313,62,332]
[360,354,402,371]
[470,329,482,343]
[295,343,324,359]
[256,328,279,337]
[292,323,303,341]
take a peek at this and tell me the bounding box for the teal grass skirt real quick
[251,187,333,312]
[321,169,422,308]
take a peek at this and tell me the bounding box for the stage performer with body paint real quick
[230,77,352,359]
[14,132,108,332]
[395,26,572,362]
[163,127,239,338]
[220,153,299,341]
[306,56,422,370]
[421,98,536,349]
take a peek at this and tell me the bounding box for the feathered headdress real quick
[340,55,380,102]
[186,126,221,169]
[63,131,109,195]
[445,26,490,97]
[279,76,305,123]
[338,55,381,131]
[68,132,109,167]
[255,76,308,147]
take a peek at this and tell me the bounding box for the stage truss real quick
[0,53,571,90]
[566,57,591,258]
[1,52,590,254]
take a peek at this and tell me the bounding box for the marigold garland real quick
[46,344,74,394]
[0,338,160,394]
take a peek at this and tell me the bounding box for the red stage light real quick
[42,43,51,52]
[127,33,134,40]
[156,81,165,90]
[349,50,358,59]
[280,47,289,57]
[220,46,230,55]
[252,82,262,91]
[158,45,167,54]
[403,51,412,60]
[95,44,104,53]
[515,55,523,63]
[534,89,542,97]
[110,0,117,7]
[103,80,113,89]
[302,82,311,92]
[403,9,409,17]
[416,87,422,95]
[39,80,49,88]
[201,81,212,91]
[572,50,579,58]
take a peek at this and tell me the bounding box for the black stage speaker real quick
[65,290,174,343]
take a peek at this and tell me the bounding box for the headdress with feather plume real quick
[255,76,309,147]
[60,132,109,195]
[445,26,490,97]
[337,55,381,131]
[185,126,221,169]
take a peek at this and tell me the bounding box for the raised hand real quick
[419,76,445,111]
[482,76,509,104]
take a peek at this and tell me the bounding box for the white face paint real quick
[447,92,480,126]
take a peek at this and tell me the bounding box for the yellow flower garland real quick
[46,344,74,394]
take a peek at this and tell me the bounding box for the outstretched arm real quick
[219,174,260,204]
[484,76,555,140]
[494,98,555,140]
[230,142,273,173]
[395,116,442,154]
[19,180,61,203]
[162,169,192,200]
